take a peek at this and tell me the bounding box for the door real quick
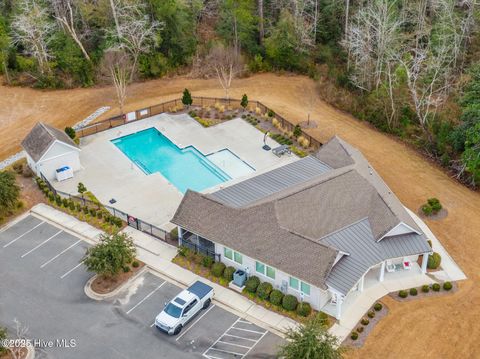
[182,299,199,324]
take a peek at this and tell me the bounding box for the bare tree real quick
[206,44,243,99]
[258,0,265,45]
[103,50,131,115]
[11,0,55,75]
[50,0,91,61]
[107,0,161,80]
[8,318,29,359]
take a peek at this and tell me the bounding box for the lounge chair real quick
[272,144,291,157]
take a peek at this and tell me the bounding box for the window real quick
[301,282,311,295]
[256,261,276,279]
[256,261,265,274]
[289,277,299,290]
[183,299,198,315]
[224,247,233,260]
[266,266,276,279]
[234,251,243,264]
[289,277,311,296]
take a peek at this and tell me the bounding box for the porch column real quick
[178,227,183,246]
[379,261,385,282]
[358,274,365,292]
[336,295,343,320]
[421,253,429,274]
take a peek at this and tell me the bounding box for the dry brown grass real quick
[1,73,479,358]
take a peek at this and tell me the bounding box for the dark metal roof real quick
[210,156,332,207]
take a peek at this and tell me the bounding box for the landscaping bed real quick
[391,281,457,302]
[343,302,388,348]
[0,347,28,359]
[91,260,145,295]
[172,247,334,326]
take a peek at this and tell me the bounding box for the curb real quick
[84,266,148,300]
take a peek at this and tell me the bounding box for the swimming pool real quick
[112,128,253,193]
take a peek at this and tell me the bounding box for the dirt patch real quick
[91,261,145,294]
[343,303,389,349]
[417,207,449,221]
[2,73,480,358]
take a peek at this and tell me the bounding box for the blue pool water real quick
[112,128,232,193]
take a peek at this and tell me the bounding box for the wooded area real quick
[0,0,478,186]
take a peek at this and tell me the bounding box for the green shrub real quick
[432,283,441,292]
[360,318,369,325]
[357,326,364,333]
[69,201,75,211]
[373,302,383,311]
[65,126,76,140]
[293,124,302,137]
[245,276,260,293]
[367,310,375,318]
[75,203,81,211]
[427,198,442,213]
[170,227,178,241]
[267,109,275,117]
[269,289,284,306]
[399,290,408,298]
[97,211,103,219]
[83,206,89,214]
[427,240,433,248]
[409,288,418,296]
[12,162,23,174]
[316,312,330,327]
[55,195,62,206]
[223,266,236,282]
[201,255,214,268]
[178,246,189,257]
[296,302,312,317]
[422,285,430,293]
[211,262,226,277]
[61,198,68,207]
[48,192,55,202]
[256,282,273,300]
[427,252,442,269]
[122,265,130,273]
[89,208,97,217]
[443,281,453,291]
[350,331,358,340]
[422,204,433,216]
[132,260,140,268]
[282,294,298,311]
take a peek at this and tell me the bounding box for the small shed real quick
[22,122,81,181]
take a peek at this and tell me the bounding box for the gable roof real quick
[21,122,79,162]
[172,136,430,294]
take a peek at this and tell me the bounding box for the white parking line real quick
[126,281,166,315]
[21,230,62,258]
[3,221,45,248]
[176,304,216,342]
[40,240,82,268]
[229,326,265,335]
[242,330,268,358]
[217,340,251,349]
[150,322,155,328]
[60,263,83,279]
[222,333,257,342]
[205,347,245,357]
[237,320,252,324]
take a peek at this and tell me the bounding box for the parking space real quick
[0,215,283,358]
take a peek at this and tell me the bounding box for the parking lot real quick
[0,215,284,358]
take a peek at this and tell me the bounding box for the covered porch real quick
[178,227,220,261]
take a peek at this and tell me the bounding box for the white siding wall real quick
[214,243,330,310]
[37,142,81,181]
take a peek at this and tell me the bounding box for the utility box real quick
[55,166,73,182]
[233,269,247,287]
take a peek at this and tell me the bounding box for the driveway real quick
[0,215,284,358]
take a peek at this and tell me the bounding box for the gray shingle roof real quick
[172,136,431,294]
[211,156,332,207]
[21,122,78,162]
[172,191,338,290]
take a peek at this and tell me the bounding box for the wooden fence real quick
[76,96,322,149]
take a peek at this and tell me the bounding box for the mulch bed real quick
[91,260,145,294]
[417,207,448,221]
[389,281,458,302]
[343,303,389,348]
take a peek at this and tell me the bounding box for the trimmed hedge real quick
[223,266,236,282]
[269,289,284,306]
[211,262,226,277]
[256,282,273,300]
[398,290,408,298]
[443,281,453,291]
[360,318,369,326]
[296,302,312,317]
[367,310,375,318]
[432,283,441,292]
[410,288,418,296]
[350,331,358,340]
[201,256,214,268]
[373,302,383,311]
[282,294,298,311]
[245,276,260,293]
[422,284,430,293]
[427,252,442,270]
[357,326,364,333]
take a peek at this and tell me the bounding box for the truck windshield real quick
[164,303,182,318]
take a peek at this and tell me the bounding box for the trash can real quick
[233,269,247,287]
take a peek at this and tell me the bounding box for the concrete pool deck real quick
[54,114,297,229]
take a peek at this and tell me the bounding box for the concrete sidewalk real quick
[30,204,299,338]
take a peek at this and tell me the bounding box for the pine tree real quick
[241,94,248,109]
[182,88,193,107]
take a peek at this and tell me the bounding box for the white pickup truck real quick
[155,281,214,335]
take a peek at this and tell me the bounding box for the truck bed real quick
[188,281,213,300]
